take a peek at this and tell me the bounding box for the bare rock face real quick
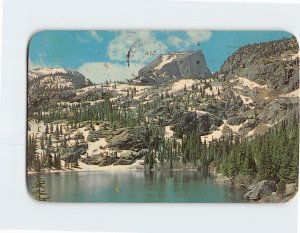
[227,115,247,125]
[132,50,211,84]
[107,127,149,151]
[28,68,92,91]
[81,154,104,165]
[220,37,299,94]
[258,98,299,124]
[259,183,298,203]
[28,68,93,111]
[258,192,282,203]
[113,150,140,165]
[284,183,298,198]
[170,110,223,136]
[59,144,88,163]
[244,180,277,200]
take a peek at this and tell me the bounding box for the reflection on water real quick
[27,170,246,203]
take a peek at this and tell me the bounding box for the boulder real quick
[120,150,138,158]
[284,183,298,199]
[80,156,92,164]
[205,104,226,118]
[259,183,298,203]
[170,110,223,136]
[227,115,247,125]
[98,156,117,167]
[244,180,277,200]
[113,150,147,166]
[113,159,133,165]
[259,192,282,203]
[58,143,87,158]
[88,154,103,165]
[107,126,149,150]
[73,143,88,156]
[81,151,120,166]
[59,147,83,163]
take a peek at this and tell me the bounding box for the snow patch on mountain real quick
[171,79,198,92]
[29,68,68,80]
[231,76,268,90]
[201,123,225,143]
[155,54,178,71]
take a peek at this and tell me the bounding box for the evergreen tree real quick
[32,162,49,201]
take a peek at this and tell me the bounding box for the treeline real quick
[32,98,146,128]
[217,116,299,184]
[144,125,215,170]
[27,136,50,201]
[144,114,298,185]
[27,135,62,171]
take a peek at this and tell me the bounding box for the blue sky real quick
[29,30,292,83]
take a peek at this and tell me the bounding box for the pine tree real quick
[279,147,292,183]
[32,162,49,201]
[45,124,49,134]
[40,134,45,150]
[241,147,256,177]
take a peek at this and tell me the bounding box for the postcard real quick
[27,30,299,203]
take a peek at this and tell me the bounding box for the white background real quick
[0,0,299,233]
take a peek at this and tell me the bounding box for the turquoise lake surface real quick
[27,170,246,203]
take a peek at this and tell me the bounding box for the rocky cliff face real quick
[210,37,300,135]
[28,68,93,111]
[220,37,299,94]
[132,50,211,84]
[28,68,92,89]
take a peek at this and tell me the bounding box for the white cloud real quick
[167,31,212,49]
[167,36,190,48]
[78,62,144,83]
[108,30,167,63]
[186,30,212,44]
[89,31,102,42]
[28,59,43,69]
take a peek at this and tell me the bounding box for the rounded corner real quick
[280,30,299,47]
[280,188,299,204]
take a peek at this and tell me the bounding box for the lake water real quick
[27,170,247,203]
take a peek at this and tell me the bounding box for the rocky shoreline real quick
[212,170,298,203]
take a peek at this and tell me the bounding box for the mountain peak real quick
[132,50,211,84]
